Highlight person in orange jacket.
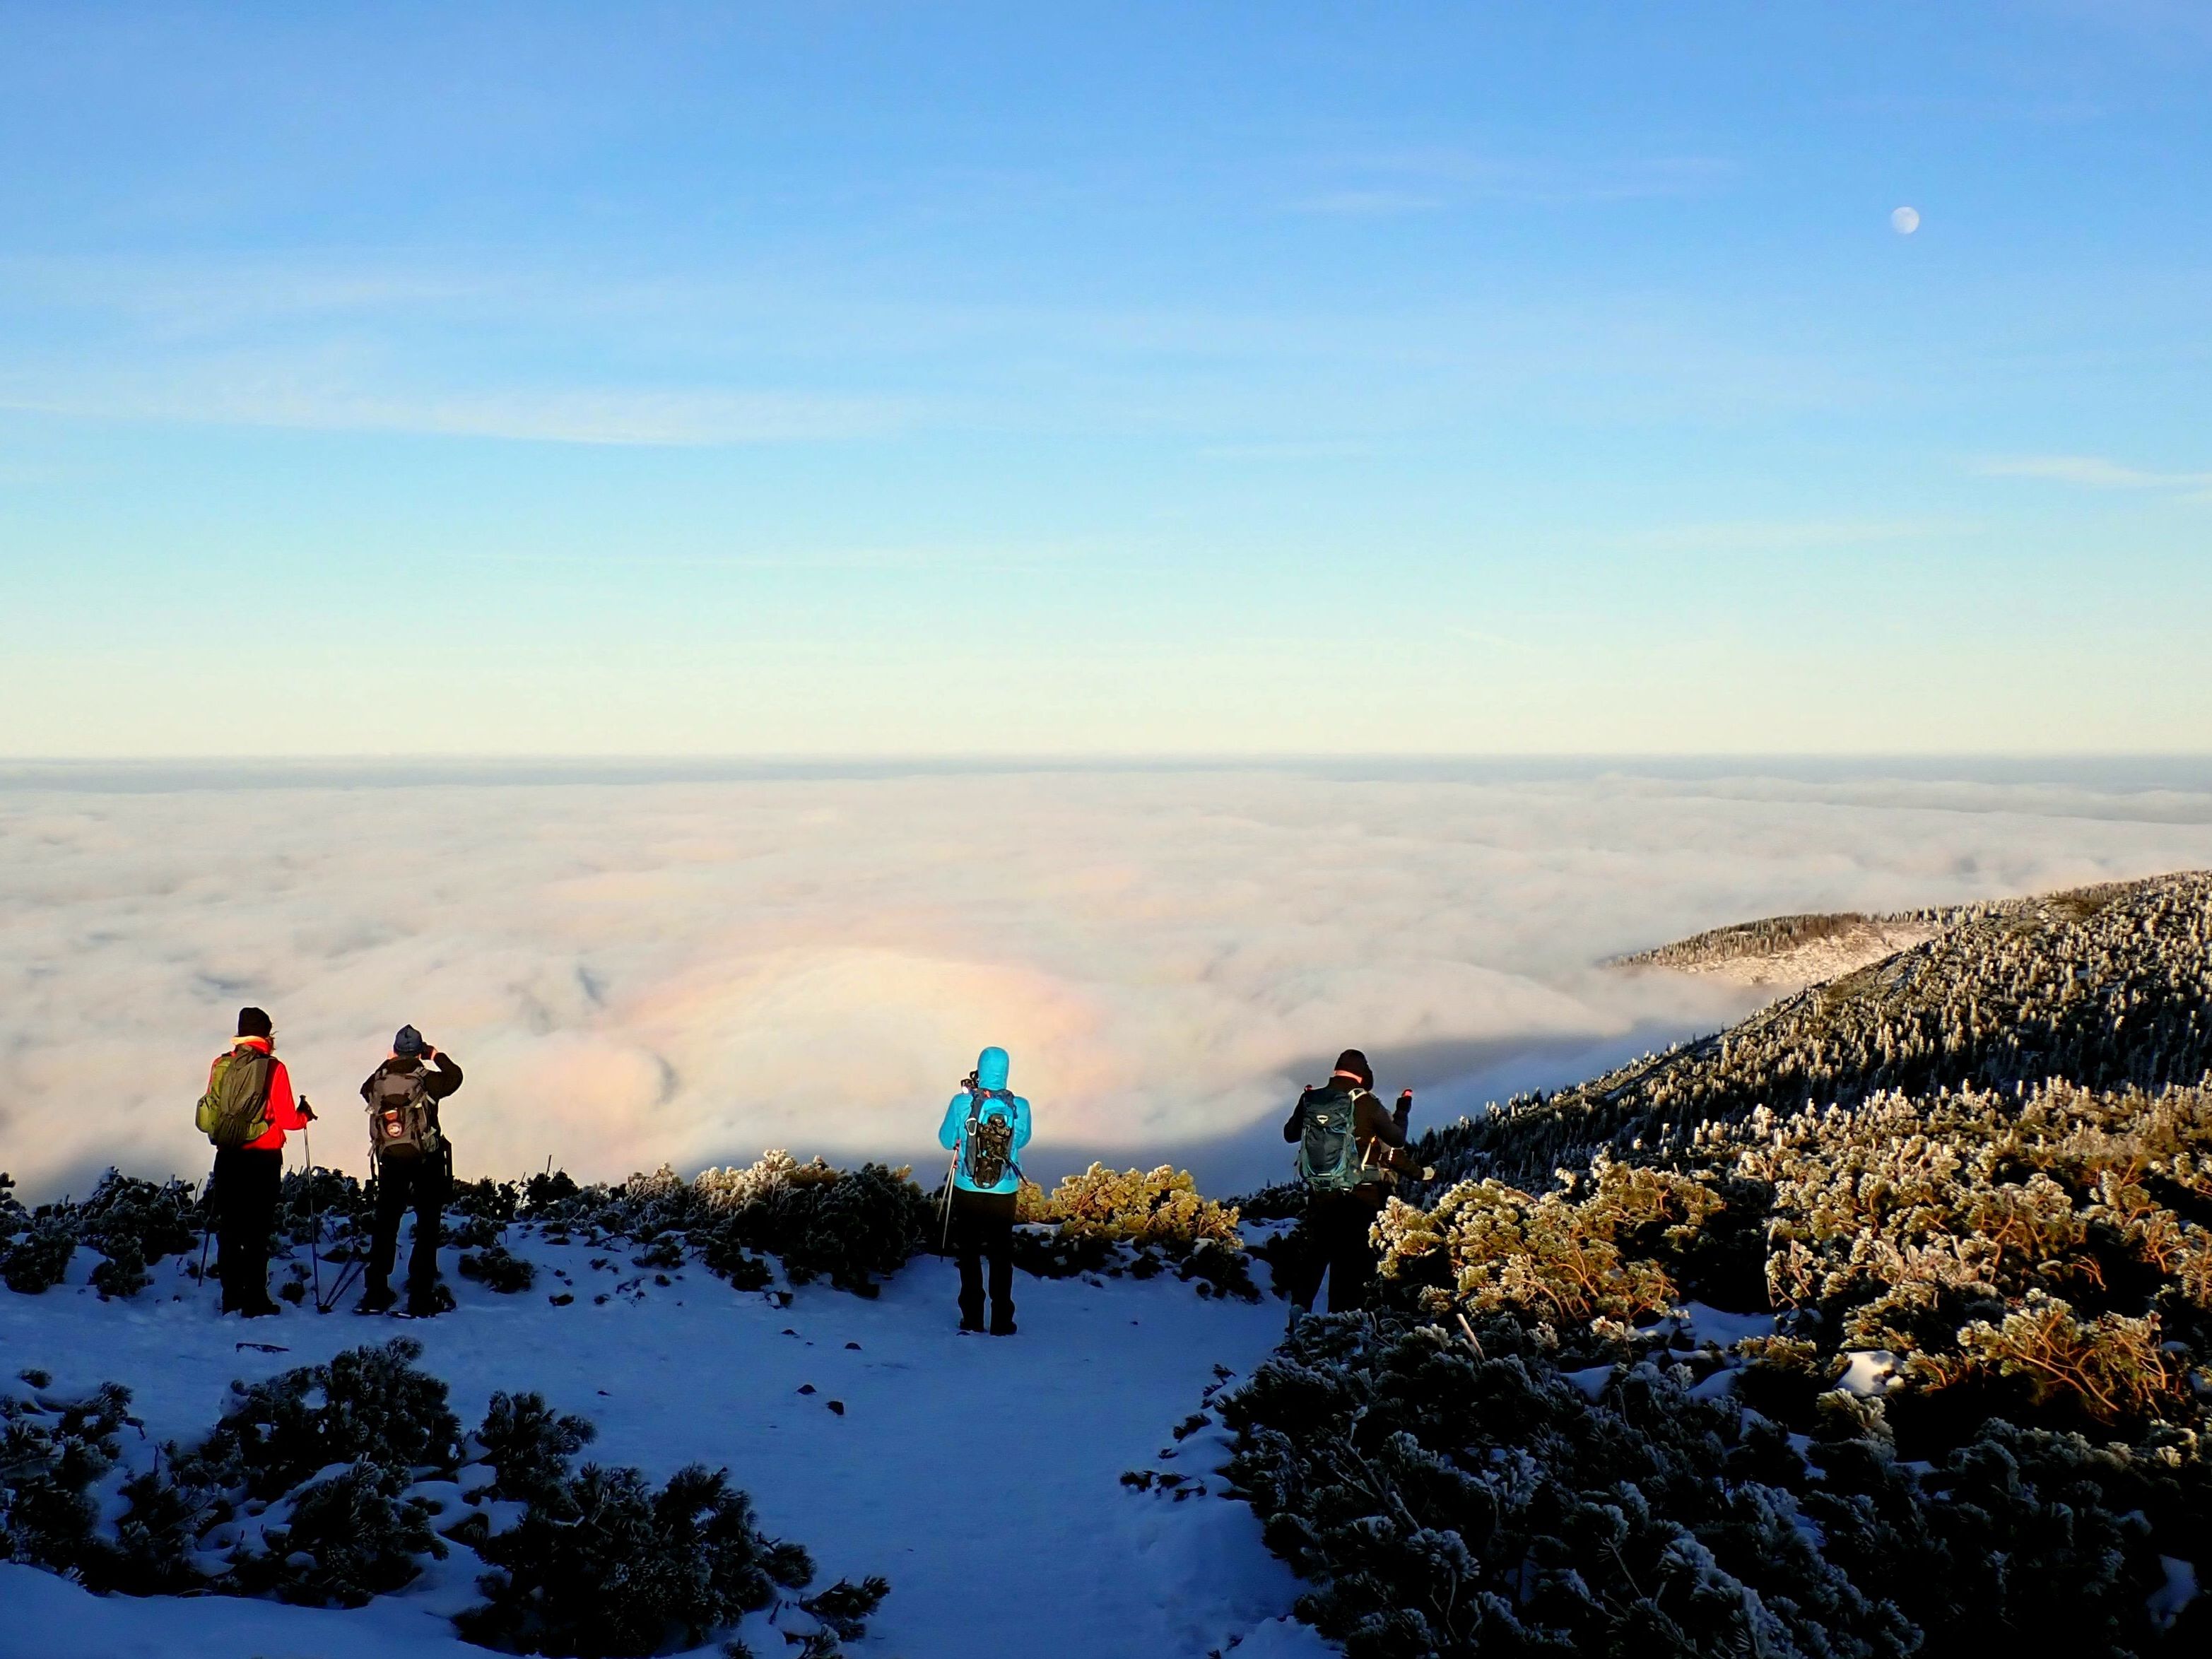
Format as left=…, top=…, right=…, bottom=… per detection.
left=201, top=1005, right=314, bottom=1316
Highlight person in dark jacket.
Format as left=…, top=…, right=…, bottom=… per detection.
left=1280, top=1047, right=1432, bottom=1315
left=358, top=1025, right=464, bottom=1316
left=203, top=1006, right=315, bottom=1317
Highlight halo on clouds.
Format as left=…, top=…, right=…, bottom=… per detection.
left=4, top=766, right=2210, bottom=1199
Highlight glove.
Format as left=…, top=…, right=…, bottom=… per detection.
left=298, top=1099, right=317, bottom=1123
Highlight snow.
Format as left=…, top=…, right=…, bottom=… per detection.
left=1834, top=1350, right=1903, bottom=1398
left=0, top=1230, right=1325, bottom=1658
left=1673, top=1301, right=1777, bottom=1349
left=1561, top=1364, right=1615, bottom=1401
left=2149, top=1555, right=2199, bottom=1626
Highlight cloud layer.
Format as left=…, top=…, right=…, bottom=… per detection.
left=5, top=765, right=2211, bottom=1198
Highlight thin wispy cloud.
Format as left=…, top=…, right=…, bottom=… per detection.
left=0, top=370, right=905, bottom=446
left=1621, top=518, right=1970, bottom=555
left=1977, top=454, right=2212, bottom=491
left=1289, top=189, right=1448, bottom=218
left=1290, top=151, right=1736, bottom=215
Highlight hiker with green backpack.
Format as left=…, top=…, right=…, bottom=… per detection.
left=194, top=1006, right=315, bottom=1317
left=358, top=1025, right=466, bottom=1316
left=1281, top=1048, right=1433, bottom=1315
left=937, top=1045, right=1032, bottom=1335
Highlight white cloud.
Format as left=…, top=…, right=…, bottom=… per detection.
left=1620, top=518, right=1968, bottom=555
left=3, top=766, right=2209, bottom=1200
left=0, top=367, right=902, bottom=447
left=1977, top=454, right=2212, bottom=491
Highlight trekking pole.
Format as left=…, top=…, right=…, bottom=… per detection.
left=197, top=1165, right=217, bottom=1289
left=939, top=1149, right=959, bottom=1251
left=301, top=1110, right=324, bottom=1312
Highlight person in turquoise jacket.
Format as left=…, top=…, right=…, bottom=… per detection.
left=937, top=1044, right=1032, bottom=1334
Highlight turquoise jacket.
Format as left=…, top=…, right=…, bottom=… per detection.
left=939, top=1045, right=1033, bottom=1195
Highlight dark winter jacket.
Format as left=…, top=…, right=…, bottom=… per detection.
left=359, top=1050, right=465, bottom=1132
left=1283, top=1080, right=1418, bottom=1208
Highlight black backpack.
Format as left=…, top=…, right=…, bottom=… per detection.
left=961, top=1090, right=1021, bottom=1188
left=1296, top=1087, right=1368, bottom=1193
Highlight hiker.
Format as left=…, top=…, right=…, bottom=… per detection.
left=1281, top=1048, right=1433, bottom=1316
left=194, top=1006, right=314, bottom=1317
left=358, top=1025, right=465, bottom=1316
left=937, top=1045, right=1032, bottom=1335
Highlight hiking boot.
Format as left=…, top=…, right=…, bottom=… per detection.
left=958, top=1314, right=987, bottom=1334
left=989, top=1313, right=1018, bottom=1337
left=357, top=1282, right=398, bottom=1315
left=404, top=1282, right=456, bottom=1319
left=237, top=1299, right=283, bottom=1320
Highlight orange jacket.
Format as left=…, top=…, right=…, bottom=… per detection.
left=210, top=1037, right=307, bottom=1152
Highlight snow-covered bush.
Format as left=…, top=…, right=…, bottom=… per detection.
left=460, top=1244, right=539, bottom=1293
left=1223, top=1311, right=2208, bottom=1658
left=77, top=1171, right=199, bottom=1298
left=1038, top=1163, right=1243, bottom=1251
left=224, top=1456, right=447, bottom=1607
left=460, top=1463, right=813, bottom=1657
left=693, top=1150, right=841, bottom=1213
left=2, top=1215, right=76, bottom=1294
left=1372, top=1159, right=1724, bottom=1325
left=1001, top=1164, right=1259, bottom=1299
left=514, top=1156, right=929, bottom=1298
left=0, top=1376, right=135, bottom=1578
left=8, top=1344, right=888, bottom=1652
left=699, top=1161, right=931, bottom=1297
left=184, top=1336, right=464, bottom=1501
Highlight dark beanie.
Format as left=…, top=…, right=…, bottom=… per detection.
left=237, top=1006, right=273, bottom=1039
left=394, top=1025, right=425, bottom=1056
left=1333, top=1048, right=1373, bottom=1088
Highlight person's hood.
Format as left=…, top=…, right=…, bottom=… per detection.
left=975, top=1046, right=1011, bottom=1091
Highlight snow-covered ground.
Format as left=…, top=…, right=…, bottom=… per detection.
left=0, top=1231, right=1334, bottom=1658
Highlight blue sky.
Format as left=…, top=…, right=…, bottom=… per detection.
left=2, top=1, right=2207, bottom=755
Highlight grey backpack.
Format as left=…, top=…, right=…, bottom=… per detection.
left=367, top=1065, right=441, bottom=1163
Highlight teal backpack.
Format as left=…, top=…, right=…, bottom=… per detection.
left=1296, top=1090, right=1368, bottom=1192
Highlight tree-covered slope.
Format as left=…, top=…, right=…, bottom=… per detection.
left=1428, top=871, right=2212, bottom=1186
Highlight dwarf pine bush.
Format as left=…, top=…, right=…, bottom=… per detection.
left=224, top=1457, right=446, bottom=1608
left=1223, top=1312, right=2206, bottom=1658
left=0, top=1377, right=136, bottom=1578
left=1225, top=875, right=2212, bottom=1653
left=1040, top=1163, right=1245, bottom=1251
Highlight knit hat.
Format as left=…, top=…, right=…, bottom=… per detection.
left=236, top=1006, right=273, bottom=1039
left=1332, top=1048, right=1373, bottom=1088
left=393, top=1025, right=425, bottom=1057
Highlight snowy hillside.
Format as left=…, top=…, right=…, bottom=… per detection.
left=0, top=1219, right=1329, bottom=1658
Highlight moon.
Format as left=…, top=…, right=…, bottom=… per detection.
left=1891, top=205, right=1921, bottom=235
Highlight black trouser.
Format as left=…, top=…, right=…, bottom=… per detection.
left=1283, top=1190, right=1384, bottom=1313
left=369, top=1157, right=447, bottom=1296
left=212, top=1146, right=283, bottom=1312
left=951, top=1188, right=1016, bottom=1328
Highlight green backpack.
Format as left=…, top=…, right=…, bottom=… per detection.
left=1295, top=1089, right=1367, bottom=1192
left=196, top=1046, right=276, bottom=1149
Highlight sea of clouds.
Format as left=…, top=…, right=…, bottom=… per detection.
left=5, top=760, right=2211, bottom=1200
